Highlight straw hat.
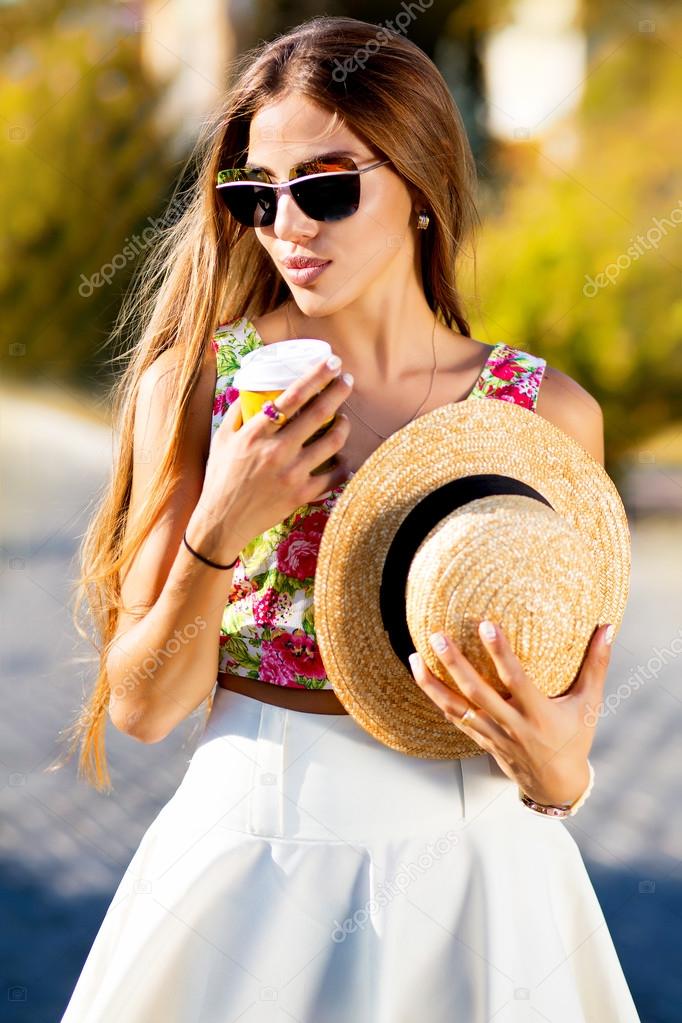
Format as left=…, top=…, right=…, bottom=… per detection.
left=314, top=399, right=631, bottom=759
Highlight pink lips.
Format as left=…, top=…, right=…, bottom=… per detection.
left=283, top=261, right=332, bottom=285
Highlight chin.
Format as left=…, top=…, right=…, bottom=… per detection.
left=309, top=281, right=374, bottom=318
left=290, top=290, right=340, bottom=319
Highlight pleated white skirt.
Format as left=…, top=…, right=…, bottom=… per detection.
left=60, top=686, right=641, bottom=1023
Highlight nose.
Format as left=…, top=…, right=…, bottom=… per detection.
left=271, top=189, right=317, bottom=240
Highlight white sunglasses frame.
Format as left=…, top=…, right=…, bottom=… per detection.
left=215, top=157, right=392, bottom=224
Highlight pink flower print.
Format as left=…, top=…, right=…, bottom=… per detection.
left=276, top=510, right=329, bottom=580
left=213, top=386, right=240, bottom=418
left=212, top=394, right=221, bottom=417
left=226, top=576, right=258, bottom=605
left=493, top=384, right=535, bottom=410
left=260, top=629, right=326, bottom=686
left=308, top=484, right=348, bottom=508
left=490, top=357, right=526, bottom=383
left=290, top=509, right=329, bottom=531
left=253, top=587, right=292, bottom=627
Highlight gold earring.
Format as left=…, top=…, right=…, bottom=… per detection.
left=417, top=210, right=430, bottom=230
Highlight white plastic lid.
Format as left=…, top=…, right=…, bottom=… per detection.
left=232, top=338, right=332, bottom=390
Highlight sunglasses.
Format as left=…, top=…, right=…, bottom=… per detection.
left=216, top=155, right=391, bottom=228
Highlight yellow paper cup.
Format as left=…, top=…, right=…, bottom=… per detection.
left=233, top=339, right=338, bottom=476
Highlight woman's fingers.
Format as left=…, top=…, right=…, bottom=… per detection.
left=425, top=630, right=528, bottom=741
left=222, top=396, right=243, bottom=432
left=408, top=652, right=512, bottom=752
left=298, top=412, right=351, bottom=476
left=558, top=623, right=613, bottom=720
left=431, top=621, right=527, bottom=736
left=474, top=621, right=545, bottom=718
left=247, top=355, right=351, bottom=441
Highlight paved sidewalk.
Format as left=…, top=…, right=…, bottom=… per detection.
left=1, top=388, right=680, bottom=1022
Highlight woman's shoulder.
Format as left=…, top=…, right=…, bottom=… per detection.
left=535, top=362, right=604, bottom=466
left=142, top=344, right=215, bottom=402
left=478, top=341, right=603, bottom=464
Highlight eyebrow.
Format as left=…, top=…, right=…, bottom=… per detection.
left=244, top=149, right=362, bottom=174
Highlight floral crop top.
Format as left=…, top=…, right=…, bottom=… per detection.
left=211, top=316, right=547, bottom=689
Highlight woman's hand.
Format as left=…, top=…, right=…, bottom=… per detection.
left=197, top=355, right=354, bottom=558
left=408, top=621, right=615, bottom=807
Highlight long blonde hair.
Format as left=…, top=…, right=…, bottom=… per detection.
left=57, top=14, right=481, bottom=791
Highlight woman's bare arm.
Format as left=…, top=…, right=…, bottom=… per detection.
left=106, top=347, right=241, bottom=743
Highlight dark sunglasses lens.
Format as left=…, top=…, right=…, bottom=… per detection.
left=293, top=173, right=361, bottom=222
left=218, top=184, right=276, bottom=227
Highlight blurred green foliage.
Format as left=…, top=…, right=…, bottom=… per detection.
left=466, top=13, right=682, bottom=465
left=2, top=0, right=678, bottom=470
left=0, top=0, right=177, bottom=391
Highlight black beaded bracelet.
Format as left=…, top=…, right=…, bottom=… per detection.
left=183, top=528, right=239, bottom=570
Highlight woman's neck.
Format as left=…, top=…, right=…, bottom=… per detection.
left=286, top=291, right=441, bottom=387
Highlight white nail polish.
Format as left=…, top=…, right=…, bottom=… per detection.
left=480, top=620, right=496, bottom=642
left=342, top=371, right=354, bottom=386
left=430, top=632, right=447, bottom=653
left=327, top=354, right=341, bottom=371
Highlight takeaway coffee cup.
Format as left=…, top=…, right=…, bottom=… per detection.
left=232, top=338, right=338, bottom=475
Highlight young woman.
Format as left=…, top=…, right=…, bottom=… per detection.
left=60, top=15, right=641, bottom=1023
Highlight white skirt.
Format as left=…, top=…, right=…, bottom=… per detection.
left=60, top=687, right=641, bottom=1023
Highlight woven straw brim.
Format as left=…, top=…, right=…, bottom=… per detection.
left=314, top=399, right=631, bottom=759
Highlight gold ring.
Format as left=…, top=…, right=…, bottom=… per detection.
left=459, top=707, right=477, bottom=726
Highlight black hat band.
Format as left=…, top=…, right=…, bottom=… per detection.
left=378, top=474, right=554, bottom=669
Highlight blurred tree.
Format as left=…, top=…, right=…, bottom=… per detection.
left=0, top=0, right=178, bottom=392
left=463, top=9, right=682, bottom=473
left=3, top=0, right=678, bottom=476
